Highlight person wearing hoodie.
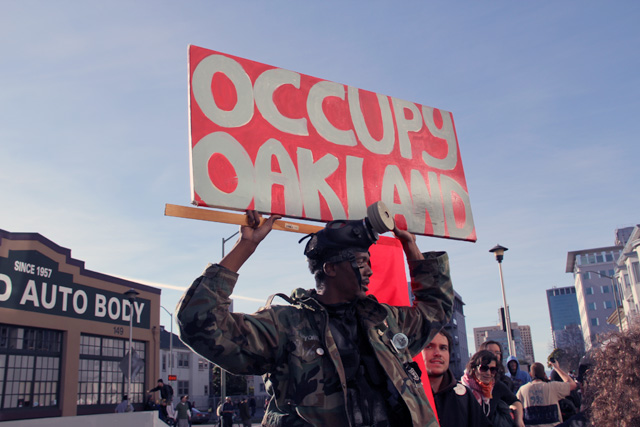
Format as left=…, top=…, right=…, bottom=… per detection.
left=506, top=355, right=531, bottom=393
left=422, top=330, right=491, bottom=427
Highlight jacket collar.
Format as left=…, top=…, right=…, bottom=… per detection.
left=289, top=288, right=388, bottom=324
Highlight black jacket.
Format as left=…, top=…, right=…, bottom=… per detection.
left=432, top=369, right=492, bottom=427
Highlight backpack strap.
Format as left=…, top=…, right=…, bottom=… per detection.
left=264, top=293, right=295, bottom=308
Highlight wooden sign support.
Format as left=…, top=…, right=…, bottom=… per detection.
left=164, top=204, right=323, bottom=235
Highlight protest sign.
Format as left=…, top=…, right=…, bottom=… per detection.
left=188, top=45, right=475, bottom=240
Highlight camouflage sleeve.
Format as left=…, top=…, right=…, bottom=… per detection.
left=391, top=251, right=454, bottom=356
left=175, top=264, right=283, bottom=375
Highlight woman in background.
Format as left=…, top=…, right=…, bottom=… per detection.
left=461, top=350, right=525, bottom=427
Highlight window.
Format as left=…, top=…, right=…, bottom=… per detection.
left=586, top=287, right=594, bottom=295
left=162, top=354, right=166, bottom=371
left=588, top=302, right=597, bottom=311
left=601, top=285, right=610, bottom=294
left=596, top=254, right=604, bottom=263
left=0, top=324, right=62, bottom=409
left=177, top=380, right=189, bottom=396
left=604, top=301, right=613, bottom=309
left=78, top=334, right=145, bottom=406
left=198, top=358, right=208, bottom=371
left=632, top=262, right=640, bottom=284
left=583, top=272, right=591, bottom=280
left=606, top=253, right=614, bottom=262
left=204, top=385, right=208, bottom=396
left=178, top=353, right=190, bottom=368
left=591, top=318, right=600, bottom=326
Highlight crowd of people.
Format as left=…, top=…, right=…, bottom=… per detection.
left=171, top=208, right=640, bottom=426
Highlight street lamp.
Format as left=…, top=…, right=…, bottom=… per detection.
left=124, top=288, right=140, bottom=403
left=582, top=270, right=624, bottom=331
left=219, top=231, right=239, bottom=404
left=489, top=244, right=517, bottom=359
left=161, top=306, right=174, bottom=384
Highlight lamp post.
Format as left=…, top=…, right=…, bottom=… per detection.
left=161, top=305, right=174, bottom=384
left=124, top=288, right=140, bottom=403
left=582, top=270, right=624, bottom=331
left=219, top=231, right=239, bottom=403
left=489, top=244, right=517, bottom=358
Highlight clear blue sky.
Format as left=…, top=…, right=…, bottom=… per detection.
left=2, top=1, right=639, bottom=364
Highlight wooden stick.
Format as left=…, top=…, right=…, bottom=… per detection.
left=164, top=204, right=323, bottom=235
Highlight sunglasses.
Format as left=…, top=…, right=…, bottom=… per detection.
left=477, top=365, right=498, bottom=374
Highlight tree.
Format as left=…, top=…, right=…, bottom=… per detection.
left=210, top=365, right=248, bottom=396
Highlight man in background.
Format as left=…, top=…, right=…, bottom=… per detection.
left=422, top=330, right=490, bottom=427
left=506, top=355, right=531, bottom=393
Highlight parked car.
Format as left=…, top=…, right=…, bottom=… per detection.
left=191, top=408, right=210, bottom=424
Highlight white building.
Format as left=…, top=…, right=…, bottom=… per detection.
left=158, top=327, right=210, bottom=408
left=614, top=225, right=640, bottom=328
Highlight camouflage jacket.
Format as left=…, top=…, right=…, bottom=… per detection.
left=176, top=251, right=453, bottom=427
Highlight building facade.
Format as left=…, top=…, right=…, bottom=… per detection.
left=566, top=246, right=621, bottom=350
left=474, top=322, right=534, bottom=366
left=442, top=290, right=470, bottom=378
left=157, top=327, right=210, bottom=408
left=0, top=229, right=161, bottom=422
left=546, top=286, right=584, bottom=352
left=613, top=225, right=640, bottom=329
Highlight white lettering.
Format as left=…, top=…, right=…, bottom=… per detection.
left=0, top=274, right=12, bottom=302
left=95, top=294, right=107, bottom=317
left=41, top=283, right=57, bottom=309
left=348, top=87, right=395, bottom=155
left=134, top=301, right=145, bottom=324
left=254, top=138, right=302, bottom=216
left=108, top=297, right=121, bottom=320
left=192, top=132, right=255, bottom=208
left=19, top=280, right=39, bottom=307
left=391, top=97, right=422, bottom=159
left=297, top=148, right=344, bottom=220
left=255, top=68, right=308, bottom=136
left=14, top=261, right=35, bottom=274
left=440, top=175, right=474, bottom=239
left=411, top=171, right=445, bottom=236
left=421, top=106, right=458, bottom=170
left=345, top=156, right=367, bottom=219
left=122, top=300, right=132, bottom=321
left=73, top=290, right=88, bottom=314
left=307, top=80, right=357, bottom=147
left=380, top=165, right=416, bottom=230
left=191, top=54, right=254, bottom=127
left=59, top=286, right=73, bottom=311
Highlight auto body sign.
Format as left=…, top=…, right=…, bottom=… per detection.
left=189, top=45, right=476, bottom=241
left=0, top=250, right=150, bottom=328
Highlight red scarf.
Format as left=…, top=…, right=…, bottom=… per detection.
left=461, top=370, right=494, bottom=405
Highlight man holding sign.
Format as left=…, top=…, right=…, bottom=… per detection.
left=176, top=207, right=453, bottom=426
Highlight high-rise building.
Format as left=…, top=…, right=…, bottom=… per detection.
left=474, top=322, right=534, bottom=366
left=566, top=246, right=621, bottom=350
left=411, top=286, right=470, bottom=378
left=442, top=291, right=470, bottom=378
left=546, top=286, right=584, bottom=352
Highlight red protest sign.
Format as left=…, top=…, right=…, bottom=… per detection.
left=188, top=45, right=475, bottom=241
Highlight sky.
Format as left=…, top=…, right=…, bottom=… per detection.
left=2, top=1, right=639, bottom=365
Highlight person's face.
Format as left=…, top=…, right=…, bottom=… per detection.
left=486, top=344, right=502, bottom=363
left=475, top=360, right=498, bottom=384
left=422, top=333, right=450, bottom=377
left=508, top=360, right=518, bottom=372
left=332, top=251, right=372, bottom=300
